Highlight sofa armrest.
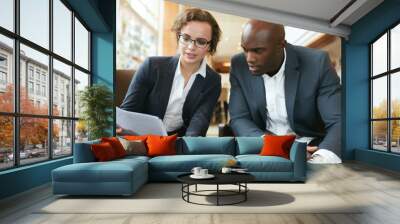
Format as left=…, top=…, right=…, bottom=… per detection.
left=73, top=140, right=100, bottom=163
left=289, top=141, right=307, bottom=181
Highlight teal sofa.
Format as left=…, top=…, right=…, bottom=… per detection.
left=52, top=137, right=306, bottom=196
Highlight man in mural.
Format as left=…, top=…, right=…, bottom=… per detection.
left=229, top=20, right=341, bottom=163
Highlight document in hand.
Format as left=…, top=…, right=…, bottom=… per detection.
left=116, top=107, right=168, bottom=136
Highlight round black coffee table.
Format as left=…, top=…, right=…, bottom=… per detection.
left=177, top=173, right=255, bottom=206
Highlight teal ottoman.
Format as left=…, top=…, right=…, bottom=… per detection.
left=52, top=156, right=148, bottom=196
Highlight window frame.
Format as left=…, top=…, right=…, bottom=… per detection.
left=0, top=0, right=92, bottom=171
left=370, top=20, right=400, bottom=154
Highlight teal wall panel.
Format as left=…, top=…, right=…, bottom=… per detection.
left=344, top=0, right=400, bottom=171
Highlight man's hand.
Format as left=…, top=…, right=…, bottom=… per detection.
left=116, top=128, right=123, bottom=135
left=306, top=146, right=318, bottom=160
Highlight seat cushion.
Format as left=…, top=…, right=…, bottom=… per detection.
left=148, top=154, right=235, bottom=172
left=236, top=155, right=293, bottom=172
left=52, top=158, right=147, bottom=183
left=177, top=137, right=235, bottom=155
left=235, top=137, right=263, bottom=155
left=112, top=155, right=150, bottom=167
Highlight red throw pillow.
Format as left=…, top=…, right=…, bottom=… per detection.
left=91, top=142, right=118, bottom=161
left=260, top=135, right=296, bottom=159
left=146, top=134, right=177, bottom=157
left=101, top=137, right=127, bottom=158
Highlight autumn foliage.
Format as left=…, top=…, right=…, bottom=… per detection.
left=0, top=84, right=59, bottom=149
left=372, top=99, right=400, bottom=142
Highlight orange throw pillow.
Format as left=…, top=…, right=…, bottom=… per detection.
left=260, top=135, right=296, bottom=159
left=146, top=134, right=177, bottom=157
left=91, top=142, right=117, bottom=161
left=123, top=135, right=149, bottom=141
left=101, top=137, right=127, bottom=158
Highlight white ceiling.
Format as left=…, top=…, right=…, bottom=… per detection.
left=168, top=0, right=384, bottom=38
left=228, top=0, right=352, bottom=22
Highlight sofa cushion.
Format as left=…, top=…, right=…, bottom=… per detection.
left=178, top=137, right=235, bottom=155
left=74, top=140, right=100, bottom=163
left=148, top=154, right=235, bottom=172
left=235, top=137, right=263, bottom=155
left=115, top=155, right=150, bottom=163
left=236, top=155, right=293, bottom=172
left=52, top=158, right=147, bottom=183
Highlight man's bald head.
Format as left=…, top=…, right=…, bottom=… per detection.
left=241, top=20, right=286, bottom=75
left=242, top=20, right=285, bottom=44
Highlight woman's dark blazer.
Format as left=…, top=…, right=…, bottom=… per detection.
left=120, top=55, right=221, bottom=136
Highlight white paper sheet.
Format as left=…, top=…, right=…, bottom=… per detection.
left=116, top=107, right=168, bottom=136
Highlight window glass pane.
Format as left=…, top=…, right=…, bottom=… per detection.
left=391, top=24, right=400, bottom=70
left=75, top=120, right=88, bottom=143
left=20, top=44, right=49, bottom=115
left=20, top=0, right=49, bottom=49
left=391, top=120, right=400, bottom=153
left=53, top=59, right=72, bottom=117
left=53, top=0, right=72, bottom=60
left=74, top=69, right=89, bottom=118
left=372, top=33, right=387, bottom=76
left=0, top=34, right=14, bottom=112
left=20, top=117, right=49, bottom=165
left=53, top=119, right=72, bottom=157
left=0, top=116, right=13, bottom=170
left=75, top=18, right=89, bottom=70
left=372, top=121, right=388, bottom=151
left=372, top=77, right=387, bottom=119
left=391, top=72, right=400, bottom=118
left=0, top=0, right=14, bottom=31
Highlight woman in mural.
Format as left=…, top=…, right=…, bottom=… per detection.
left=120, top=8, right=222, bottom=136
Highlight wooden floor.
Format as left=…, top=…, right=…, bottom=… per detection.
left=1, top=162, right=400, bottom=224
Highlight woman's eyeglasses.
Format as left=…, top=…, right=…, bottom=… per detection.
left=178, top=33, right=211, bottom=49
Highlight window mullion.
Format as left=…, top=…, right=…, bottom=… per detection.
left=71, top=11, right=76, bottom=155
left=49, top=0, right=54, bottom=160
left=13, top=0, right=20, bottom=167
left=388, top=30, right=391, bottom=152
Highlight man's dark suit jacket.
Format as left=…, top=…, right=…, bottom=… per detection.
left=229, top=43, right=341, bottom=157
left=120, top=55, right=221, bottom=136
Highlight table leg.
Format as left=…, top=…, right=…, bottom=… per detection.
left=181, top=184, right=183, bottom=199
left=245, top=183, right=247, bottom=201
left=217, top=184, right=219, bottom=206
left=187, top=184, right=190, bottom=202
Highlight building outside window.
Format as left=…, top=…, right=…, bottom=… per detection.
left=28, top=67, right=34, bottom=80
left=117, top=0, right=160, bottom=70
left=41, top=85, right=46, bottom=97
left=35, top=70, right=40, bottom=81
left=41, top=73, right=46, bottom=83
left=35, top=83, right=40, bottom=95
left=28, top=81, right=34, bottom=94
left=0, top=54, right=7, bottom=89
